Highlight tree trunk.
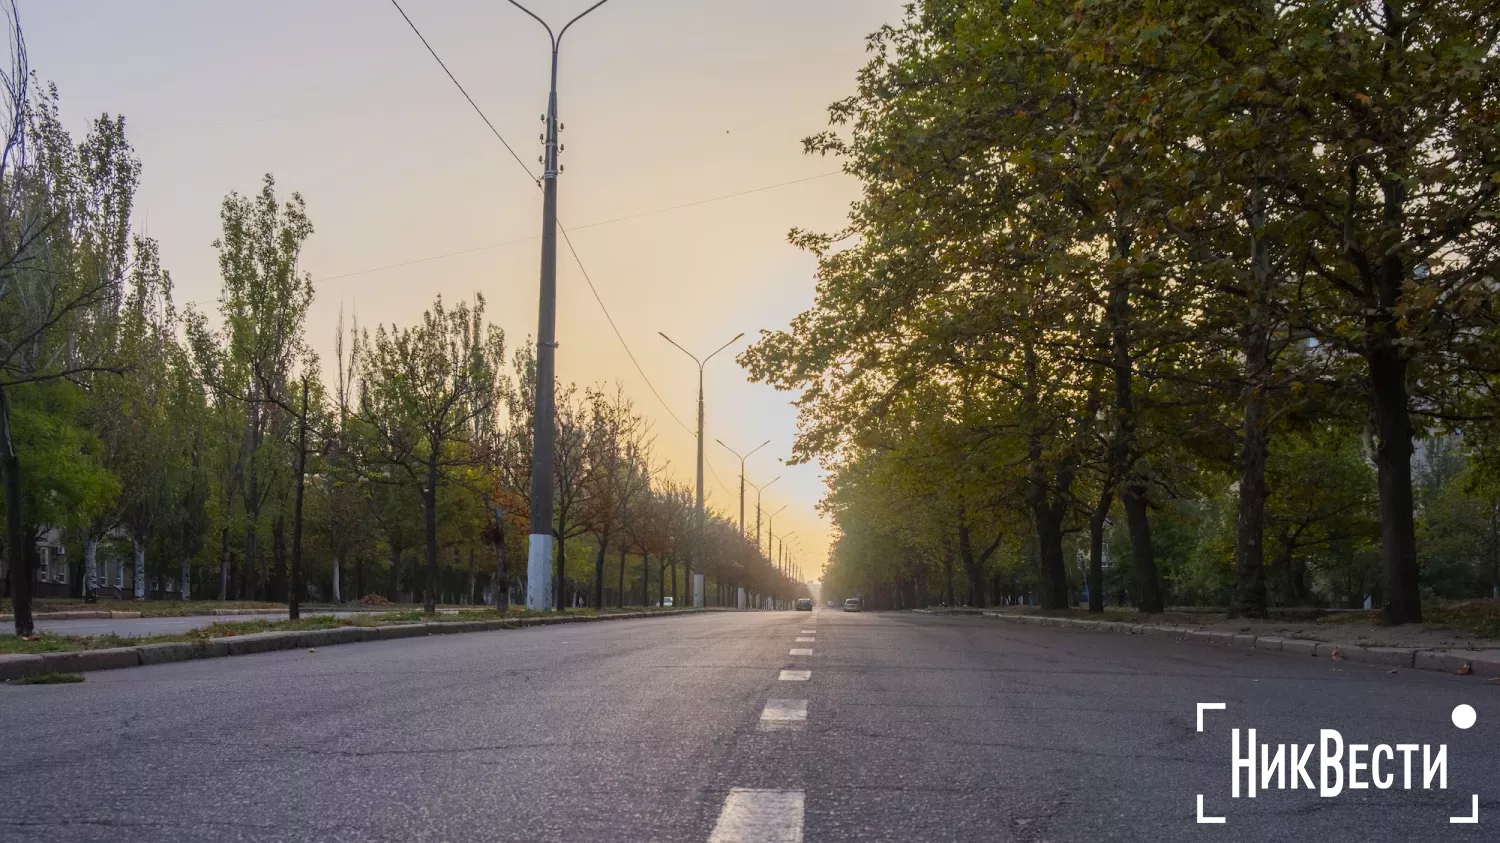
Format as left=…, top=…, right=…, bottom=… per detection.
left=332, top=552, right=342, bottom=605
left=670, top=560, right=677, bottom=606
left=84, top=536, right=99, bottom=598
left=1233, top=193, right=1274, bottom=619
left=132, top=535, right=147, bottom=600
left=944, top=550, right=955, bottom=606
left=641, top=552, right=650, bottom=607
left=554, top=529, right=567, bottom=611
left=1035, top=503, right=1068, bottom=610
left=219, top=527, right=229, bottom=601
left=1088, top=489, right=1113, bottom=614
left=1107, top=222, right=1163, bottom=614
left=243, top=400, right=261, bottom=602
left=1369, top=342, right=1419, bottom=623
left=1122, top=483, right=1163, bottom=612
left=593, top=531, right=608, bottom=610
left=180, top=556, right=191, bottom=601
left=424, top=455, right=439, bottom=614
left=0, top=386, right=34, bottom=635
left=955, top=518, right=986, bottom=608
left=492, top=505, right=509, bottom=611
left=387, top=542, right=402, bottom=603
left=617, top=545, right=626, bottom=608
left=270, top=515, right=286, bottom=603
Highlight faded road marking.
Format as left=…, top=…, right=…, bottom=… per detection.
left=708, top=789, right=805, bottom=843
left=779, top=669, right=811, bottom=681
left=789, top=648, right=813, bottom=656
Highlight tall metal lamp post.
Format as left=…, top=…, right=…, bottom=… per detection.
left=660, top=332, right=743, bottom=607
left=507, top=0, right=617, bottom=611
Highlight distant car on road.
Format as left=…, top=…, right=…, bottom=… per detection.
left=662, top=597, right=673, bottom=607
left=795, top=598, right=813, bottom=611
left=843, top=598, right=861, bottom=612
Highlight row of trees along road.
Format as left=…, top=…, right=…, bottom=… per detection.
left=0, top=10, right=806, bottom=635
left=741, top=0, right=1500, bottom=622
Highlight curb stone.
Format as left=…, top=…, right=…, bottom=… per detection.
left=0, top=609, right=721, bottom=681
left=981, top=612, right=1498, bottom=678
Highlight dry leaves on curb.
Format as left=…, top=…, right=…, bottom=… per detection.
left=1330, top=648, right=1345, bottom=661
left=1456, top=662, right=1472, bottom=675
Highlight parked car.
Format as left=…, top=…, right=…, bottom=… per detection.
left=662, top=597, right=673, bottom=607
left=844, top=598, right=861, bottom=612
left=795, top=598, right=813, bottom=611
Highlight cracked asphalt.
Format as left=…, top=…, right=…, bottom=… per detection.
left=0, top=609, right=1494, bottom=842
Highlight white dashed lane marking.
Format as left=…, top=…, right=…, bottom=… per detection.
left=779, top=670, right=811, bottom=681
left=789, top=648, right=812, bottom=656
left=760, top=699, right=808, bottom=722
left=799, top=629, right=814, bottom=634
left=707, top=788, right=805, bottom=843
left=795, top=637, right=814, bottom=642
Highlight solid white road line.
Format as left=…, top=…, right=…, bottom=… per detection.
left=707, top=788, right=805, bottom=843
left=779, top=670, right=811, bottom=681
left=795, top=637, right=815, bottom=642
left=789, top=648, right=813, bottom=656
left=760, top=699, right=808, bottom=722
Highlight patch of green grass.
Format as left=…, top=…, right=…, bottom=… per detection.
left=8, top=672, right=85, bottom=685
left=0, top=632, right=146, bottom=654
left=1420, top=600, right=1500, bottom=639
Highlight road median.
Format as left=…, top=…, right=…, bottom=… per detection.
left=0, top=608, right=721, bottom=681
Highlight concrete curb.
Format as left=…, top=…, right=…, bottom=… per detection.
left=982, top=612, right=1500, bottom=678
left=0, top=608, right=723, bottom=681
left=0, top=610, right=147, bottom=621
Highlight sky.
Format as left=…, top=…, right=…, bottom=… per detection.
left=25, top=0, right=907, bottom=578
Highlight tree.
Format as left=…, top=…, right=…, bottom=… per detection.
left=357, top=294, right=504, bottom=614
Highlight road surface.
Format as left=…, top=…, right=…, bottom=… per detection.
left=0, top=609, right=1493, bottom=841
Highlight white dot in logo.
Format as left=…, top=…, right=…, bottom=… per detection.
left=1451, top=704, right=1477, bottom=730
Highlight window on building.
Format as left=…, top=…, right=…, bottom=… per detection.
left=36, top=546, right=49, bottom=583
left=114, top=559, right=124, bottom=588
left=55, top=551, right=66, bottom=584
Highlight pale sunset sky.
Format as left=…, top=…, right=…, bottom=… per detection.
left=26, top=1, right=907, bottom=577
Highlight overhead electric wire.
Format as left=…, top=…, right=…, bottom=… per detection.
left=318, top=172, right=841, bottom=283
left=388, top=0, right=538, bottom=185
left=389, top=0, right=759, bottom=505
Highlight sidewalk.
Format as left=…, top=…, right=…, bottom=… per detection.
left=927, top=604, right=1500, bottom=678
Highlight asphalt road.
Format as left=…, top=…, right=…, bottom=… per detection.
left=0, top=609, right=1494, bottom=842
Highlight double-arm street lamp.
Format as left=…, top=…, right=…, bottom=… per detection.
left=660, top=331, right=743, bottom=607
left=508, top=0, right=616, bottom=611
left=747, top=474, right=780, bottom=556
left=717, top=438, right=769, bottom=537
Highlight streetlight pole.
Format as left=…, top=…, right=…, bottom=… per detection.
left=717, top=438, right=769, bottom=537
left=507, top=0, right=615, bottom=611
left=661, top=332, right=743, bottom=607
left=747, top=475, right=780, bottom=556
left=780, top=533, right=798, bottom=578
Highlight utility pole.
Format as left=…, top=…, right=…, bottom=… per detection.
left=661, top=332, right=743, bottom=607
left=508, top=0, right=615, bottom=611
left=748, top=475, right=780, bottom=556
left=717, top=439, right=769, bottom=537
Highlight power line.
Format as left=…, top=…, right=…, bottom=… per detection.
left=389, top=0, right=751, bottom=508
left=316, top=171, right=842, bottom=284
left=564, top=172, right=841, bottom=233
left=387, top=0, right=538, bottom=186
